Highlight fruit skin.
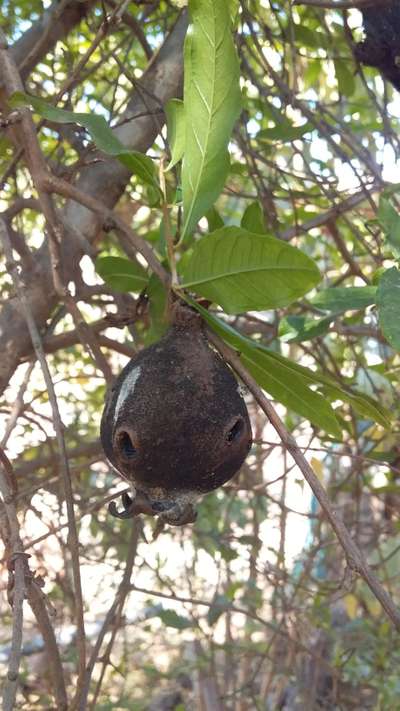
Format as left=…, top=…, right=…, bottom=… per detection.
left=100, top=306, right=252, bottom=524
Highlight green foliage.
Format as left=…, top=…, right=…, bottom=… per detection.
left=145, top=274, right=169, bottom=343
left=207, top=594, right=231, bottom=626
left=165, top=98, right=185, bottom=170
left=11, top=91, right=160, bottom=193
left=334, top=59, right=356, bottom=97
left=180, top=0, right=242, bottom=239
left=178, top=226, right=321, bottom=314
left=311, top=286, right=377, bottom=312
left=377, top=267, right=400, bottom=350
left=156, top=609, right=193, bottom=630
left=279, top=314, right=334, bottom=342
left=4, top=1, right=400, bottom=706
left=258, top=120, right=313, bottom=143
left=195, top=304, right=342, bottom=436
left=195, top=303, right=390, bottom=429
left=95, top=256, right=148, bottom=292
left=377, top=196, right=400, bottom=260
left=240, top=201, right=266, bottom=233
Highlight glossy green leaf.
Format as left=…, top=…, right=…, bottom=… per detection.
left=311, top=286, right=377, bottom=312
left=195, top=306, right=341, bottom=436
left=11, top=91, right=160, bottom=192
left=241, top=201, right=266, bottom=234
left=95, top=256, right=148, bottom=292
left=191, top=302, right=390, bottom=430
left=206, top=206, right=224, bottom=232
left=279, top=314, right=333, bottom=342
left=181, top=0, right=242, bottom=239
left=178, top=227, right=321, bottom=314
left=257, top=348, right=390, bottom=428
left=377, top=267, right=400, bottom=350
left=377, top=197, right=400, bottom=260
left=165, top=98, right=185, bottom=170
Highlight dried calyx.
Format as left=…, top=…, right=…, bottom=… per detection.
left=101, top=302, right=252, bottom=526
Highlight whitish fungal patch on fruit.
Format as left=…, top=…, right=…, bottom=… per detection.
left=114, top=365, right=142, bottom=422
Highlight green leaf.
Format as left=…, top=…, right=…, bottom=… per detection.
left=190, top=301, right=390, bottom=430
left=157, top=609, right=193, bottom=630
left=194, top=305, right=341, bottom=436
left=165, top=98, right=185, bottom=170
left=181, top=0, right=242, bottom=239
left=293, top=25, right=329, bottom=50
left=178, top=226, right=321, bottom=314
left=377, top=267, right=400, bottom=350
left=144, top=274, right=168, bottom=344
left=95, top=256, right=148, bottom=292
left=206, top=206, right=224, bottom=232
left=207, top=594, right=230, bottom=626
left=377, top=197, right=400, bottom=260
left=11, top=91, right=160, bottom=192
left=321, top=384, right=390, bottom=427
left=311, top=286, right=377, bottom=312
left=258, top=121, right=313, bottom=143
left=241, top=201, right=266, bottom=234
left=334, top=59, right=355, bottom=97
left=279, top=314, right=333, bottom=342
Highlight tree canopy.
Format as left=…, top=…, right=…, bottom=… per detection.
left=1, top=1, right=400, bottom=709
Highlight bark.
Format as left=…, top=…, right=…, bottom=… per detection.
left=9, top=0, right=95, bottom=83
left=0, top=12, right=187, bottom=396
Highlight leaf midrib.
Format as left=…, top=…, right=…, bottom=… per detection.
left=182, top=5, right=225, bottom=236
left=181, top=264, right=318, bottom=288
left=242, top=353, right=339, bottom=433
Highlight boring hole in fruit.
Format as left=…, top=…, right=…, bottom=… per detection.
left=117, top=431, right=137, bottom=458
left=226, top=418, right=244, bottom=443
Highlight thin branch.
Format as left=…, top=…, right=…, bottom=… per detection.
left=0, top=445, right=28, bottom=711
left=281, top=183, right=380, bottom=241
left=42, top=171, right=171, bottom=286
left=0, top=448, right=68, bottom=710
left=0, top=12, right=187, bottom=397
left=129, top=585, right=342, bottom=678
left=26, top=580, right=68, bottom=710
left=0, top=219, right=87, bottom=687
left=73, top=520, right=140, bottom=711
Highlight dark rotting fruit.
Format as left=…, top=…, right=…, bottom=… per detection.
left=101, top=304, right=252, bottom=525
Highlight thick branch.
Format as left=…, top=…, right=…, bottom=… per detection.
left=10, top=0, right=95, bottom=82
left=0, top=13, right=187, bottom=396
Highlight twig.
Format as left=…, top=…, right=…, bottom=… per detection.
left=1, top=362, right=35, bottom=447
left=206, top=328, right=400, bottom=631
left=128, top=584, right=341, bottom=678
left=0, top=29, right=114, bottom=385
left=0, top=447, right=29, bottom=711
left=73, top=520, right=140, bottom=711
left=0, top=448, right=68, bottom=710
left=26, top=580, right=68, bottom=710
left=42, top=171, right=171, bottom=287
left=326, top=219, right=369, bottom=283
left=0, top=219, right=87, bottom=685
